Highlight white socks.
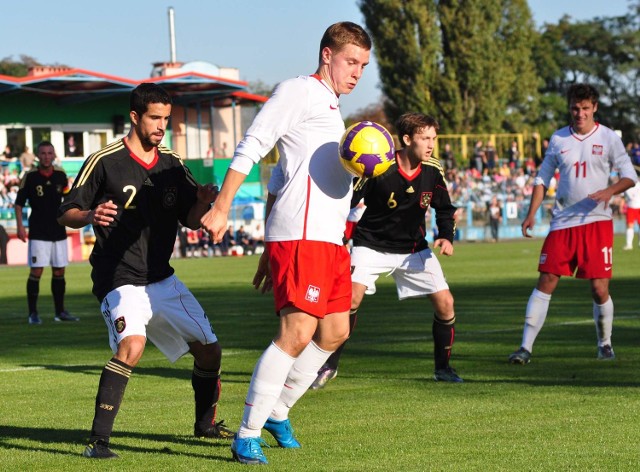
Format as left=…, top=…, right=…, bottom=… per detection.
left=270, top=341, right=333, bottom=421
left=626, top=228, right=634, bottom=247
left=593, top=297, right=614, bottom=347
left=237, top=342, right=296, bottom=438
left=521, top=288, right=552, bottom=352
left=236, top=340, right=334, bottom=439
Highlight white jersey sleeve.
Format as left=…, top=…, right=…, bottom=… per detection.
left=535, top=123, right=638, bottom=231
left=232, top=75, right=352, bottom=245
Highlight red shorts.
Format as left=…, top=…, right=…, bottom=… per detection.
left=267, top=240, right=351, bottom=318
left=626, top=207, right=640, bottom=225
left=538, top=220, right=613, bottom=279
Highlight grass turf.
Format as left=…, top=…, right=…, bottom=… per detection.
left=1, top=236, right=639, bottom=470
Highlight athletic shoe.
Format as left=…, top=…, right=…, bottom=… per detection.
left=231, top=435, right=269, bottom=465
left=597, top=345, right=615, bottom=360
left=309, top=366, right=337, bottom=390
left=509, top=347, right=532, bottom=365
left=433, top=366, right=464, bottom=383
left=54, top=311, right=80, bottom=322
left=83, top=440, right=119, bottom=459
left=623, top=246, right=633, bottom=251
left=28, top=312, right=42, bottom=325
left=194, top=420, right=235, bottom=439
left=263, top=417, right=301, bottom=448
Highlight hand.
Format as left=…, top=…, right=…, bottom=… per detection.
left=17, top=226, right=27, bottom=243
left=588, top=188, right=612, bottom=208
left=252, top=252, right=272, bottom=293
left=433, top=238, right=454, bottom=256
left=200, top=205, right=227, bottom=243
left=91, top=200, right=118, bottom=226
left=197, top=183, right=219, bottom=206
left=521, top=215, right=536, bottom=238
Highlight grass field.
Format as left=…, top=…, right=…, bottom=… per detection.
left=1, top=237, right=639, bottom=471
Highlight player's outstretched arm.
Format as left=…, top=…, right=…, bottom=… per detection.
left=201, top=169, right=247, bottom=243
left=185, top=184, right=218, bottom=229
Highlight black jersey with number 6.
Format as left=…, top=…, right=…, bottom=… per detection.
left=352, top=157, right=456, bottom=254
left=59, top=139, right=199, bottom=301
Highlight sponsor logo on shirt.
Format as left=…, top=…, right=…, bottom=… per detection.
left=592, top=145, right=604, bottom=156
left=560, top=149, right=570, bottom=154
left=329, top=105, right=338, bottom=110
left=305, top=285, right=320, bottom=303
left=420, top=192, right=432, bottom=208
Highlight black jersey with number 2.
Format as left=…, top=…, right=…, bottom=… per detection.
left=15, top=168, right=68, bottom=241
left=353, top=157, right=456, bottom=254
left=59, top=139, right=199, bottom=301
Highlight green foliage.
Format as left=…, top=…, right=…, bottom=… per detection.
left=360, top=0, right=540, bottom=133
left=1, top=238, right=640, bottom=470
left=0, top=55, right=41, bottom=77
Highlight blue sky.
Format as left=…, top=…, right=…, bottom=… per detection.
left=2, top=0, right=632, bottom=116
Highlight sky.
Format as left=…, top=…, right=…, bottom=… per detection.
left=1, top=0, right=633, bottom=116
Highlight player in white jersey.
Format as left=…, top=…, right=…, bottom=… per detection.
left=622, top=175, right=640, bottom=250
left=200, top=22, right=372, bottom=465
left=509, top=83, right=637, bottom=365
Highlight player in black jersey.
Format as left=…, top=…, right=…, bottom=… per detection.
left=310, top=112, right=462, bottom=388
left=58, top=83, right=233, bottom=459
left=15, top=141, right=78, bottom=324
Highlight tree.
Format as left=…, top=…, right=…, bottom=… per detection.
left=0, top=55, right=41, bottom=77
left=534, top=2, right=640, bottom=139
left=359, top=0, right=540, bottom=134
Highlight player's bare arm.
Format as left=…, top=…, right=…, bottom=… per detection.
left=251, top=192, right=276, bottom=293
left=588, top=177, right=635, bottom=207
left=14, top=204, right=27, bottom=242
left=185, top=183, right=218, bottom=229
left=58, top=200, right=118, bottom=228
left=433, top=238, right=454, bottom=256
left=201, top=169, right=247, bottom=243
left=521, top=185, right=547, bottom=237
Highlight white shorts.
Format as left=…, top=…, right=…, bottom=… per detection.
left=100, top=275, right=218, bottom=363
left=350, top=246, right=449, bottom=300
left=28, top=239, right=69, bottom=268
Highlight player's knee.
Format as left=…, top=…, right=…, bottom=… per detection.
left=192, top=341, right=222, bottom=370
left=591, top=286, right=609, bottom=304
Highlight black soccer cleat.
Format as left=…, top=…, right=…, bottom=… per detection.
left=83, top=440, right=119, bottom=459
left=194, top=419, right=235, bottom=439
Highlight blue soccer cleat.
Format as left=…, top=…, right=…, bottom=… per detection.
left=231, top=434, right=269, bottom=465
left=263, top=417, right=301, bottom=448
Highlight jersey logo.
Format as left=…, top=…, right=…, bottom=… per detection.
left=329, top=105, right=338, bottom=110
left=539, top=253, right=547, bottom=264
left=420, top=192, right=432, bottom=208
left=592, top=144, right=603, bottom=156
left=163, top=187, right=177, bottom=209
left=560, top=149, right=570, bottom=154
left=305, top=285, right=320, bottom=303
left=406, top=186, right=415, bottom=194
left=143, top=177, right=154, bottom=186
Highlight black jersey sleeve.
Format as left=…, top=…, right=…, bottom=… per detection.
left=58, top=152, right=105, bottom=216
left=14, top=173, right=30, bottom=208
left=176, top=159, right=199, bottom=226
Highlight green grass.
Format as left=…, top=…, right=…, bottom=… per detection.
left=1, top=237, right=639, bottom=471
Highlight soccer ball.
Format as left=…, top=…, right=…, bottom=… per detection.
left=339, top=121, right=395, bottom=178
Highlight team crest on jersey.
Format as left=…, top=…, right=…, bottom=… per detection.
left=420, top=192, right=432, bottom=208
left=115, top=316, right=126, bottom=334
left=163, top=187, right=177, bottom=208
left=539, top=253, right=547, bottom=264
left=592, top=145, right=603, bottom=156
left=305, top=285, right=320, bottom=303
